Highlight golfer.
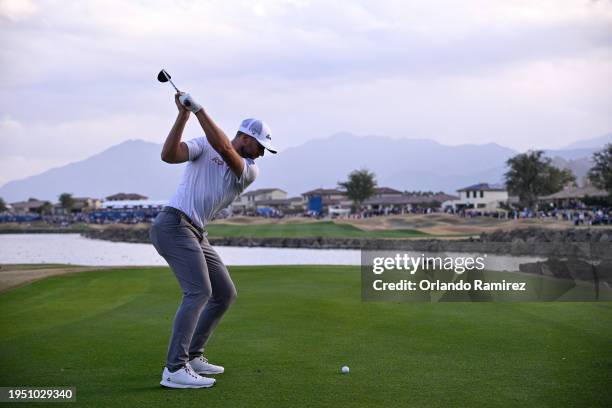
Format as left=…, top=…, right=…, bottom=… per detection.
left=150, top=92, right=276, bottom=388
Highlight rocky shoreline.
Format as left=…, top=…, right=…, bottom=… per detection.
left=78, top=226, right=612, bottom=258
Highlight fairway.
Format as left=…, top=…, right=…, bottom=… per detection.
left=0, top=266, right=611, bottom=407
left=207, top=221, right=429, bottom=238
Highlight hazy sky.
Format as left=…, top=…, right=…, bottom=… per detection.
left=1, top=0, right=611, bottom=186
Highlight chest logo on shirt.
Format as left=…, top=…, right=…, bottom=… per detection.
left=212, top=157, right=224, bottom=166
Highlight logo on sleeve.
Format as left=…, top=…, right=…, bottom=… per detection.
left=212, top=157, right=224, bottom=166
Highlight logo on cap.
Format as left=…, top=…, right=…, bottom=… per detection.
left=248, top=121, right=263, bottom=136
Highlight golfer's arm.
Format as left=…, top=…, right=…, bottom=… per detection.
left=194, top=109, right=244, bottom=177
left=161, top=112, right=190, bottom=163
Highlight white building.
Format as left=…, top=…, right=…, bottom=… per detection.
left=232, top=188, right=288, bottom=212
left=452, top=183, right=508, bottom=210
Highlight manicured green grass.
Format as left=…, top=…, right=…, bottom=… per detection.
left=0, top=266, right=611, bottom=407
left=207, top=221, right=428, bottom=238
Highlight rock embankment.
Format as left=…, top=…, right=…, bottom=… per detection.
left=480, top=228, right=611, bottom=244
left=82, top=227, right=151, bottom=243
left=81, top=226, right=612, bottom=258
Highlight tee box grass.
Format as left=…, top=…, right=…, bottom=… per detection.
left=0, top=266, right=610, bottom=407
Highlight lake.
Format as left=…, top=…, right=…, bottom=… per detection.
left=0, top=234, right=544, bottom=269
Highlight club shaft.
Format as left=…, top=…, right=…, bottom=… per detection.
left=168, top=79, right=179, bottom=92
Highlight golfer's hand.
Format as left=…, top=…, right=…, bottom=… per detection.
left=175, top=92, right=190, bottom=114
left=177, top=92, right=202, bottom=113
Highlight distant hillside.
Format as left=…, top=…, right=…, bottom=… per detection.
left=544, top=145, right=601, bottom=186
left=563, top=132, right=612, bottom=150
left=256, top=133, right=516, bottom=196
left=0, top=132, right=606, bottom=202
left=0, top=140, right=185, bottom=202
left=550, top=156, right=593, bottom=185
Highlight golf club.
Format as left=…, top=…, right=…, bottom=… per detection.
left=157, top=69, right=179, bottom=92
left=157, top=69, right=194, bottom=109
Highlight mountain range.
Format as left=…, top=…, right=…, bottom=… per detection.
left=1, top=132, right=610, bottom=202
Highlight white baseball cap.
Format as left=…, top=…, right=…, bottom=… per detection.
left=238, top=118, right=277, bottom=154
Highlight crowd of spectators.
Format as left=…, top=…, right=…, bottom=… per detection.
left=1, top=204, right=611, bottom=226
left=0, top=209, right=160, bottom=226
left=450, top=206, right=612, bottom=225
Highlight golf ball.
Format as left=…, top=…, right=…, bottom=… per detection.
left=341, top=366, right=349, bottom=374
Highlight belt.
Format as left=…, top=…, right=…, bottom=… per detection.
left=162, top=206, right=204, bottom=236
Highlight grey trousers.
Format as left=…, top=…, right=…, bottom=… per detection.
left=150, top=209, right=237, bottom=372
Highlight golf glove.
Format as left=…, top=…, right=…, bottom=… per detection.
left=179, top=93, right=202, bottom=113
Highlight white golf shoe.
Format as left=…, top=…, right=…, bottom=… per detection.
left=188, top=356, right=225, bottom=375
left=160, top=364, right=216, bottom=389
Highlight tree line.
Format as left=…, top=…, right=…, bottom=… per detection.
left=338, top=144, right=612, bottom=211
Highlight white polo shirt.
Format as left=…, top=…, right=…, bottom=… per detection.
left=167, top=137, right=258, bottom=228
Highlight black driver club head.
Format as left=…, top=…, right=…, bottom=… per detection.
left=157, top=69, right=170, bottom=82
left=157, top=69, right=179, bottom=92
